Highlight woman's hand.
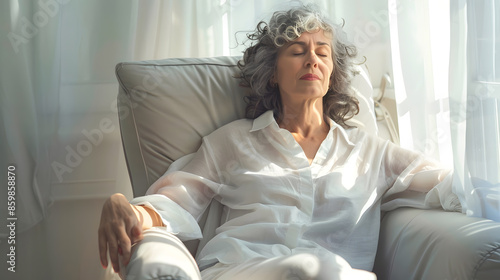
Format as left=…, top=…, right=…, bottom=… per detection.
left=98, top=193, right=143, bottom=273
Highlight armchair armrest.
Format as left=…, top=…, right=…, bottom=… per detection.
left=374, top=208, right=500, bottom=280
left=121, top=228, right=201, bottom=280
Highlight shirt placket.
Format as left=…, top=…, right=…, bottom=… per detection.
left=276, top=128, right=314, bottom=212
left=286, top=144, right=314, bottom=248
left=271, top=124, right=333, bottom=249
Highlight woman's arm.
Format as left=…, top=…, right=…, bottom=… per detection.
left=408, top=168, right=451, bottom=192
left=98, top=193, right=164, bottom=274
left=98, top=139, right=220, bottom=273
left=379, top=138, right=460, bottom=212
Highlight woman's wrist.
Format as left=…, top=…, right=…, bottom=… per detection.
left=131, top=204, right=164, bottom=230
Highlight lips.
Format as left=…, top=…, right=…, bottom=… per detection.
left=299, top=73, right=320, bottom=81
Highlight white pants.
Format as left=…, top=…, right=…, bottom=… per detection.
left=201, top=252, right=377, bottom=280
left=122, top=228, right=376, bottom=280
left=120, top=228, right=201, bottom=280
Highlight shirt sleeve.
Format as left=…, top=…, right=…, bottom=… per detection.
left=379, top=140, right=462, bottom=212
left=130, top=139, right=221, bottom=241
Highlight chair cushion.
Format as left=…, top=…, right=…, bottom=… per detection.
left=374, top=208, right=500, bottom=279
left=115, top=56, right=376, bottom=196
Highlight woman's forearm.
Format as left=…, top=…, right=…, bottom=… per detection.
left=409, top=168, right=451, bottom=193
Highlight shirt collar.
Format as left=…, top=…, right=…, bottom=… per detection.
left=250, top=110, right=277, bottom=132
left=250, top=110, right=355, bottom=146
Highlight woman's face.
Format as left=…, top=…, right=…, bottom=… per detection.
left=274, top=30, right=334, bottom=105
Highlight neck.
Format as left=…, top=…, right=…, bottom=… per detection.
left=277, top=104, right=329, bottom=138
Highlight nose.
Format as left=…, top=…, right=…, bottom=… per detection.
left=305, top=52, right=319, bottom=68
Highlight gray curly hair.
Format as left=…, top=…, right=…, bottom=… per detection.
left=237, top=5, right=360, bottom=127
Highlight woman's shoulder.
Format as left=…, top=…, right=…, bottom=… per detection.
left=343, top=125, right=421, bottom=159
left=343, top=125, right=389, bottom=146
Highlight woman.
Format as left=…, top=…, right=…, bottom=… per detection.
left=98, top=6, right=460, bottom=279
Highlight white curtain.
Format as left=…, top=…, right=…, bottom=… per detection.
left=0, top=0, right=62, bottom=235
left=133, top=0, right=338, bottom=59
left=389, top=0, right=500, bottom=221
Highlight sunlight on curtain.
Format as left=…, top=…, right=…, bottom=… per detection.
left=390, top=0, right=500, bottom=221
left=456, top=0, right=500, bottom=220
left=388, top=0, right=454, bottom=167
left=465, top=0, right=500, bottom=184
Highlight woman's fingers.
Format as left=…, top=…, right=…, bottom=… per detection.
left=131, top=224, right=144, bottom=243
left=107, top=232, right=121, bottom=273
left=117, top=225, right=133, bottom=266
left=98, top=227, right=109, bottom=269
left=98, top=217, right=124, bottom=273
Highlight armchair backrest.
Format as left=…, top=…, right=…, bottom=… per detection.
left=116, top=57, right=248, bottom=197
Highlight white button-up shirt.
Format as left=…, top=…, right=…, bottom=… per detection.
left=131, top=110, right=461, bottom=271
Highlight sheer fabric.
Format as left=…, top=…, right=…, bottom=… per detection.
left=389, top=0, right=500, bottom=221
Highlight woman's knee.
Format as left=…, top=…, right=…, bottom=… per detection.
left=276, top=253, right=322, bottom=279
left=201, top=251, right=376, bottom=280
left=121, top=228, right=201, bottom=280
left=278, top=252, right=376, bottom=280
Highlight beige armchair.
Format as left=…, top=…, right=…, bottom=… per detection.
left=115, top=56, right=500, bottom=279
